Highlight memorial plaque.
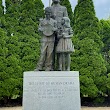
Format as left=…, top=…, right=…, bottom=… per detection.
left=23, top=71, right=81, bottom=110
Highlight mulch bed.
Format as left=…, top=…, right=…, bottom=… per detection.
left=0, top=97, right=110, bottom=107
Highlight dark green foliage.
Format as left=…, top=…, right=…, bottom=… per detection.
left=100, top=19, right=110, bottom=60
left=0, top=1, right=3, bottom=17
left=4, top=0, right=44, bottom=35
left=18, top=33, right=41, bottom=71
left=0, top=1, right=4, bottom=27
left=107, top=73, right=110, bottom=97
left=100, top=20, right=110, bottom=72
left=19, top=0, right=44, bottom=34
left=72, top=0, right=107, bottom=99
left=0, top=28, right=22, bottom=100
left=4, top=0, right=44, bottom=69
left=0, top=32, right=41, bottom=100
left=100, top=19, right=110, bottom=97
left=0, top=0, right=43, bottom=101
left=60, top=0, right=74, bottom=26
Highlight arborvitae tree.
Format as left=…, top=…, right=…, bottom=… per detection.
left=19, top=0, right=44, bottom=34
left=4, top=0, right=44, bottom=35
left=3, top=0, right=21, bottom=35
left=0, top=1, right=3, bottom=16
left=0, top=0, right=44, bottom=101
left=100, top=19, right=110, bottom=98
left=0, top=28, right=22, bottom=101
left=0, top=0, right=4, bottom=27
left=18, top=33, right=41, bottom=72
left=60, top=0, right=74, bottom=26
left=100, top=20, right=110, bottom=71
left=107, top=73, right=110, bottom=100
left=0, top=28, right=8, bottom=100
left=4, top=0, right=44, bottom=71
left=17, top=0, right=44, bottom=71
left=72, top=0, right=107, bottom=100
left=34, top=0, right=44, bottom=21
left=0, top=1, right=23, bottom=99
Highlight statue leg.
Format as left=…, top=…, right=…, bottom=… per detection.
left=52, top=43, right=56, bottom=70
left=66, top=53, right=71, bottom=71
left=35, top=42, right=47, bottom=71
left=58, top=53, right=63, bottom=71
left=45, top=42, right=54, bottom=71
left=53, top=33, right=58, bottom=70
left=62, top=53, right=66, bottom=71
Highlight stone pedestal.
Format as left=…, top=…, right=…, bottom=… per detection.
left=23, top=71, right=81, bottom=110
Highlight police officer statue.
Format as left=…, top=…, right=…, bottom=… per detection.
left=51, top=0, right=68, bottom=28
left=50, top=0, right=69, bottom=70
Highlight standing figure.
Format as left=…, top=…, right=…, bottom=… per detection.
left=35, top=7, right=57, bottom=71
left=50, top=0, right=69, bottom=70
left=56, top=17, right=74, bottom=71
left=51, top=0, right=68, bottom=28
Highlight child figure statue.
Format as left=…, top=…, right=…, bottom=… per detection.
left=35, top=7, right=57, bottom=71
left=56, top=17, right=74, bottom=71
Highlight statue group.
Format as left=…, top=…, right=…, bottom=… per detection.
left=35, top=0, right=74, bottom=71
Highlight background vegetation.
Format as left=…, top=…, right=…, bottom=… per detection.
left=0, top=0, right=110, bottom=106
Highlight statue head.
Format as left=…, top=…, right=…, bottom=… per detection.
left=45, top=7, right=52, bottom=19
left=62, top=17, right=70, bottom=28
left=52, top=0, right=60, bottom=4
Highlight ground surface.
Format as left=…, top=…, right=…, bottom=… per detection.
left=0, top=107, right=110, bottom=110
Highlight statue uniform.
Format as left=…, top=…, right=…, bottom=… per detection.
left=36, top=18, right=57, bottom=71
left=51, top=4, right=68, bottom=28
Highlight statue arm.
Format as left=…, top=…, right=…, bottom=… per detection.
left=63, top=28, right=73, bottom=38
left=64, top=7, right=68, bottom=17
left=63, top=33, right=71, bottom=38
left=38, top=23, right=43, bottom=32
left=53, top=21, right=57, bottom=32
left=38, top=19, right=43, bottom=32
left=69, top=27, right=73, bottom=36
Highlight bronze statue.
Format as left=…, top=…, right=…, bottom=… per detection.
left=50, top=0, right=69, bottom=70
left=35, top=7, right=57, bottom=71
left=35, top=0, right=74, bottom=71
left=56, top=17, right=74, bottom=71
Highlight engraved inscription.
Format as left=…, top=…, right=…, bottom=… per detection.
left=25, top=81, right=77, bottom=99
left=29, top=81, right=74, bottom=86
